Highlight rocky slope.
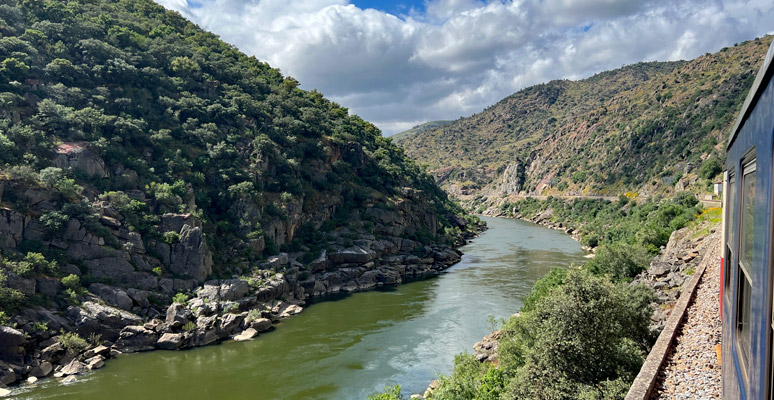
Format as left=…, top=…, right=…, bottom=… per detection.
left=0, top=0, right=482, bottom=391
left=399, top=36, right=772, bottom=202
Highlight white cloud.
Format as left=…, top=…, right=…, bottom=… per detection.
left=155, top=0, right=774, bottom=134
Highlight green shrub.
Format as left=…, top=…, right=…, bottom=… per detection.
left=61, top=274, right=80, bottom=290
left=162, top=231, right=181, bottom=244
left=38, top=167, right=82, bottom=198
left=367, top=385, right=403, bottom=400
left=57, top=331, right=89, bottom=352
left=430, top=269, right=656, bottom=400
left=500, top=270, right=655, bottom=399
left=40, top=211, right=69, bottom=235
left=182, top=321, right=196, bottom=332
left=584, top=243, right=652, bottom=281
left=699, top=157, right=722, bottom=180
left=246, top=308, right=262, bottom=322
left=429, top=354, right=486, bottom=400
left=522, top=267, right=567, bottom=312
left=475, top=366, right=506, bottom=400
left=173, top=292, right=189, bottom=305
left=8, top=252, right=58, bottom=277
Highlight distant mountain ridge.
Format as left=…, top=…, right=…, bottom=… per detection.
left=398, top=36, right=772, bottom=201
left=391, top=120, right=453, bottom=143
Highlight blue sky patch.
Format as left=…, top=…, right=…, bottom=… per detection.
left=350, top=0, right=425, bottom=17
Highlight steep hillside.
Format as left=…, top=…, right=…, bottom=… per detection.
left=391, top=120, right=453, bottom=144
left=399, top=37, right=772, bottom=199
left=0, top=0, right=480, bottom=383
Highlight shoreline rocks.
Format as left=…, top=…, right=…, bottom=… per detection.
left=0, top=229, right=478, bottom=394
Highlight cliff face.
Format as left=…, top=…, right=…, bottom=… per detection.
left=0, top=0, right=481, bottom=388
left=398, top=37, right=772, bottom=201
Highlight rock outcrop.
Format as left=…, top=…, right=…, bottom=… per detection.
left=53, top=143, right=109, bottom=179
left=633, top=226, right=720, bottom=332
left=157, top=214, right=213, bottom=282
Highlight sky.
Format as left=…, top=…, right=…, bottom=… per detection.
left=154, top=0, right=774, bottom=135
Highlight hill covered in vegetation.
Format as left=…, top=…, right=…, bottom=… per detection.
left=0, top=0, right=480, bottom=384
left=391, top=120, right=452, bottom=144
left=399, top=37, right=772, bottom=200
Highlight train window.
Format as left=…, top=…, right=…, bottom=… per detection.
left=725, top=172, right=736, bottom=297
left=736, top=160, right=755, bottom=381
left=740, top=162, right=756, bottom=273
left=737, top=272, right=752, bottom=375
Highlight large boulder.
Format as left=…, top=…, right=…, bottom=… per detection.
left=40, top=342, right=66, bottom=365
left=278, top=304, right=303, bottom=319
left=126, top=289, right=150, bottom=308
left=89, top=283, right=134, bottom=311
left=86, top=355, right=105, bottom=370
left=0, top=208, right=25, bottom=250
left=233, top=328, right=258, bottom=342
left=0, top=361, right=16, bottom=386
left=156, top=333, right=185, bottom=350
left=35, top=277, right=62, bottom=297
left=306, top=250, right=328, bottom=272
left=217, top=313, right=244, bottom=336
left=190, top=315, right=219, bottom=346
left=249, top=318, right=273, bottom=332
left=265, top=253, right=289, bottom=269
left=327, top=247, right=375, bottom=265
left=66, top=302, right=142, bottom=342
left=113, top=326, right=158, bottom=353
left=84, top=257, right=134, bottom=280
left=197, top=279, right=249, bottom=302
left=83, top=345, right=110, bottom=359
left=159, top=214, right=213, bottom=282
left=60, top=359, right=88, bottom=376
left=53, top=143, right=109, bottom=178
left=165, top=303, right=191, bottom=328
left=5, top=272, right=35, bottom=295
left=29, top=361, right=53, bottom=378
left=0, top=327, right=25, bottom=363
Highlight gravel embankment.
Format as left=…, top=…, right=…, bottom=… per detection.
left=650, top=235, right=722, bottom=399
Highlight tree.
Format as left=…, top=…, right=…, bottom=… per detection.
left=503, top=270, right=654, bottom=399
left=699, top=157, right=722, bottom=180
left=0, top=57, right=30, bottom=81
left=584, top=243, right=652, bottom=281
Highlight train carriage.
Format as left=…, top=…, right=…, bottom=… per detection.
left=722, top=39, right=774, bottom=399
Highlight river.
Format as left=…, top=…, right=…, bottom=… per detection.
left=14, top=216, right=587, bottom=400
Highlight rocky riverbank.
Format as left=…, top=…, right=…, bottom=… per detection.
left=0, top=208, right=479, bottom=396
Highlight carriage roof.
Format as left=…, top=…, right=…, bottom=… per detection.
left=728, top=40, right=774, bottom=150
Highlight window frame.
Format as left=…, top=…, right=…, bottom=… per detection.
left=725, top=170, right=736, bottom=302
left=736, top=157, right=756, bottom=384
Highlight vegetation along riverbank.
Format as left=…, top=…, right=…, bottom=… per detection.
left=370, top=194, right=723, bottom=399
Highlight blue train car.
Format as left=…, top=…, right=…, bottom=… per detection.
left=722, top=39, right=774, bottom=399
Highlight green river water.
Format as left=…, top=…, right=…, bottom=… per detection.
left=13, top=216, right=587, bottom=400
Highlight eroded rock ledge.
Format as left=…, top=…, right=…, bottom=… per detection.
left=0, top=237, right=465, bottom=392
